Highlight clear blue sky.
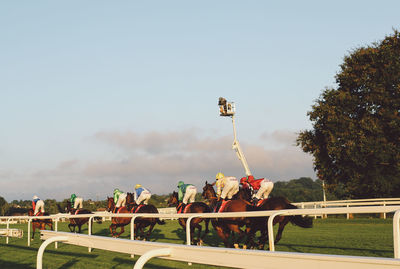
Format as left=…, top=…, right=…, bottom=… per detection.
left=1, top=1, right=399, bottom=201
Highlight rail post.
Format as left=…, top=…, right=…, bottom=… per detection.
left=27, top=218, right=31, bottom=246
left=88, top=215, right=95, bottom=252
left=267, top=211, right=287, bottom=252
left=37, top=236, right=68, bottom=269
left=6, top=217, right=10, bottom=244
left=133, top=248, right=172, bottom=269
left=394, top=210, right=400, bottom=259
left=185, top=214, right=203, bottom=245
left=55, top=217, right=59, bottom=249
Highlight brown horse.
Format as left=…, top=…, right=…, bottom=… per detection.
left=230, top=184, right=313, bottom=249
left=107, top=197, right=133, bottom=237
left=66, top=201, right=102, bottom=233
left=167, top=191, right=211, bottom=245
left=125, top=192, right=165, bottom=240
left=245, top=195, right=313, bottom=249
left=27, top=209, right=53, bottom=239
left=202, top=181, right=256, bottom=248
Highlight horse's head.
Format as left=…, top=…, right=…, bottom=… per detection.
left=106, top=197, right=115, bottom=212
left=236, top=187, right=252, bottom=201
left=167, top=191, right=178, bottom=207
left=126, top=192, right=134, bottom=205
left=202, top=181, right=216, bottom=200
left=66, top=200, right=72, bottom=213
left=27, top=208, right=34, bottom=216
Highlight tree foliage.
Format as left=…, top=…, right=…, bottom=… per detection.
left=272, top=177, right=329, bottom=202
left=297, top=30, right=400, bottom=198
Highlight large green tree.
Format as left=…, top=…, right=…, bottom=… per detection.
left=297, top=30, right=400, bottom=198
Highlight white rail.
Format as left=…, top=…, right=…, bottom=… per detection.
left=38, top=230, right=400, bottom=269
left=3, top=206, right=400, bottom=259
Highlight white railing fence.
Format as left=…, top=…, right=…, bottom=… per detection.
left=2, top=204, right=400, bottom=268
left=38, top=230, right=400, bottom=269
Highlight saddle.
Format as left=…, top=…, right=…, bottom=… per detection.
left=214, top=200, right=231, bottom=213
left=133, top=204, right=145, bottom=213
left=177, top=203, right=192, bottom=213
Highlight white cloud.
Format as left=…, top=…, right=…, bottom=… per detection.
left=0, top=129, right=315, bottom=201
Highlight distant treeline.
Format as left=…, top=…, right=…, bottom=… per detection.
left=1, top=177, right=340, bottom=216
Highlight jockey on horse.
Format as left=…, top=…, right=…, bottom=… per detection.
left=113, top=188, right=127, bottom=210
left=70, top=193, right=83, bottom=209
left=177, top=180, right=197, bottom=211
left=134, top=184, right=152, bottom=205
left=214, top=172, right=239, bottom=212
left=240, top=175, right=274, bottom=205
left=32, top=195, right=45, bottom=216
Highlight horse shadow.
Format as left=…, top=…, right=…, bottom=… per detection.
left=171, top=227, right=223, bottom=247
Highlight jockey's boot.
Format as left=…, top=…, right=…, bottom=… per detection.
left=181, top=203, right=187, bottom=212
left=252, top=197, right=259, bottom=206
left=215, top=200, right=223, bottom=212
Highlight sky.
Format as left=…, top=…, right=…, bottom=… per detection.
left=1, top=1, right=399, bottom=202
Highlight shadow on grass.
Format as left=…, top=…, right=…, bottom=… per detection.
left=112, top=257, right=172, bottom=269
left=1, top=242, right=98, bottom=258
left=0, top=260, right=34, bottom=269
left=58, top=258, right=79, bottom=269
left=277, top=242, right=393, bottom=256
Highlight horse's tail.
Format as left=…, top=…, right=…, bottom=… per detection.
left=56, top=203, right=65, bottom=213
left=285, top=203, right=313, bottom=228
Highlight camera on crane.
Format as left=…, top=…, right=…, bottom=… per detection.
left=218, top=97, right=235, bottom=117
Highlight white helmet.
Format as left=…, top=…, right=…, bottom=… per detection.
left=33, top=195, right=38, bottom=200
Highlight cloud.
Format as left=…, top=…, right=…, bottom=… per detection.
left=0, top=129, right=315, bottom=201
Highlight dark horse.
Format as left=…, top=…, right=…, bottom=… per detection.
left=126, top=192, right=165, bottom=240
left=27, top=209, right=53, bottom=239
left=202, top=181, right=257, bottom=248
left=167, top=191, right=211, bottom=245
left=229, top=185, right=313, bottom=249
left=107, top=197, right=133, bottom=237
left=107, top=195, right=165, bottom=239
left=66, top=200, right=102, bottom=233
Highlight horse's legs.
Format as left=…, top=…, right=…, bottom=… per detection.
left=109, top=224, right=115, bottom=237
left=192, top=221, right=202, bottom=245
left=78, top=224, right=82, bottom=233
left=31, top=224, right=36, bottom=239
left=274, top=217, right=290, bottom=244
left=115, top=225, right=125, bottom=237
left=145, top=223, right=155, bottom=241
left=214, top=223, right=232, bottom=248
left=200, top=219, right=210, bottom=245
left=227, top=224, right=246, bottom=249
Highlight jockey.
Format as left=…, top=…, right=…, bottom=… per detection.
left=113, top=188, right=127, bottom=208
left=32, top=195, right=45, bottom=215
left=70, top=193, right=83, bottom=209
left=240, top=175, right=274, bottom=203
left=177, top=181, right=197, bottom=205
left=134, top=184, right=152, bottom=205
left=215, top=172, right=239, bottom=201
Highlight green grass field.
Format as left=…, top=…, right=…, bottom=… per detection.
left=0, top=217, right=394, bottom=269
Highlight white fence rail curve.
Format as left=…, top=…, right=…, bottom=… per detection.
left=2, top=206, right=400, bottom=258
left=2, top=206, right=400, bottom=267
left=38, top=230, right=400, bottom=269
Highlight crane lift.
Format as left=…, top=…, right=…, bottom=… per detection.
left=218, top=97, right=264, bottom=186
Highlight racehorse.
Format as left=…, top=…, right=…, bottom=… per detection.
left=125, top=192, right=166, bottom=240
left=107, top=197, right=133, bottom=237
left=167, top=191, right=211, bottom=245
left=202, top=181, right=256, bottom=248
left=27, top=209, right=53, bottom=239
left=233, top=184, right=313, bottom=249
left=66, top=200, right=102, bottom=233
